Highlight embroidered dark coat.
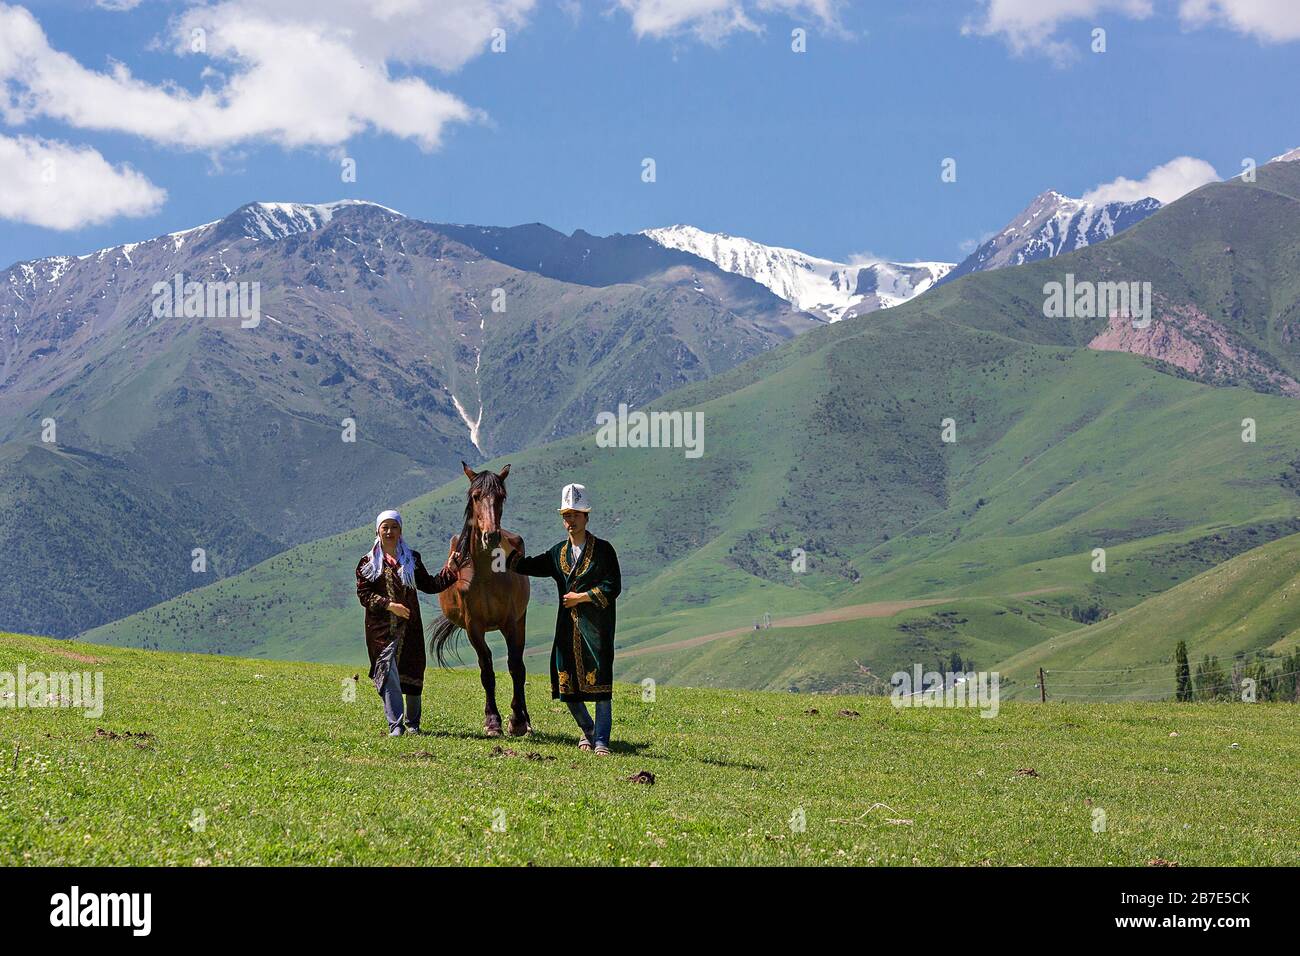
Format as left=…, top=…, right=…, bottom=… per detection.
left=508, top=534, right=621, bottom=702
left=355, top=551, right=457, bottom=696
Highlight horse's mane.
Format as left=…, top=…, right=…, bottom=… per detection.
left=454, top=470, right=507, bottom=563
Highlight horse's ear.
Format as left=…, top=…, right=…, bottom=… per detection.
left=462, top=461, right=477, bottom=481
left=498, top=463, right=511, bottom=482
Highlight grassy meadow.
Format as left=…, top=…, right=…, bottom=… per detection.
left=2, top=632, right=1295, bottom=866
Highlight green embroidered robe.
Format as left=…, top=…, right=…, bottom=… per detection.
left=508, top=533, right=621, bottom=702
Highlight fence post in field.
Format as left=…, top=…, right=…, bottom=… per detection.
left=1039, top=667, right=1047, bottom=703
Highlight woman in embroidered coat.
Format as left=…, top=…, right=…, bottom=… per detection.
left=356, top=509, right=460, bottom=736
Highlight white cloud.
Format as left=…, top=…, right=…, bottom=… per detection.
left=196, top=0, right=537, bottom=73
left=1081, top=155, right=1220, bottom=204
left=0, top=134, right=165, bottom=229
left=962, top=0, right=1154, bottom=62
left=1179, top=0, right=1300, bottom=42
left=558, top=0, right=583, bottom=24
left=0, top=0, right=850, bottom=157
left=614, top=0, right=844, bottom=43
left=957, top=229, right=997, bottom=255
left=0, top=1, right=536, bottom=152
left=967, top=0, right=1300, bottom=60
left=0, top=0, right=848, bottom=230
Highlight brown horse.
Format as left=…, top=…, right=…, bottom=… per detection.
left=428, top=462, right=532, bottom=736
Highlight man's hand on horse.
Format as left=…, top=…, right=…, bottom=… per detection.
left=562, top=591, right=591, bottom=608
left=387, top=602, right=411, bottom=620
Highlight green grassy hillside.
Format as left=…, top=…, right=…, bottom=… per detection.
left=79, top=161, right=1300, bottom=696
left=2, top=633, right=1295, bottom=865
left=616, top=597, right=1079, bottom=695
left=912, top=160, right=1300, bottom=388
left=82, top=329, right=1300, bottom=693
left=998, top=532, right=1300, bottom=700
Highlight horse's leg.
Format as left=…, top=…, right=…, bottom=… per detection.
left=504, top=611, right=530, bottom=736
left=467, top=627, right=502, bottom=736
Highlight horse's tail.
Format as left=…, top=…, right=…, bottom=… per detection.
left=427, top=615, right=464, bottom=668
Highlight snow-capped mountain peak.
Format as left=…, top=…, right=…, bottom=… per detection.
left=221, top=200, right=404, bottom=242
left=940, top=189, right=1161, bottom=286
left=641, top=224, right=953, bottom=322
left=6, top=200, right=406, bottom=295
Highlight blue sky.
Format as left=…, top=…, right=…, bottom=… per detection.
left=1, top=0, right=1298, bottom=269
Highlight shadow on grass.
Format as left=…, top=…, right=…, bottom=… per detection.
left=698, top=756, right=767, bottom=771
left=513, top=730, right=656, bottom=756
left=607, top=740, right=653, bottom=756
left=407, top=727, right=656, bottom=757
left=413, top=728, right=504, bottom=743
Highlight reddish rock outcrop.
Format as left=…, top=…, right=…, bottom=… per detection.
left=1087, top=303, right=1300, bottom=396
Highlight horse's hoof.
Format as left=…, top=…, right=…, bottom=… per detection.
left=485, top=718, right=503, bottom=737
left=507, top=717, right=531, bottom=737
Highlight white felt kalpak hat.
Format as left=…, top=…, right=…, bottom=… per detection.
left=557, top=483, right=591, bottom=513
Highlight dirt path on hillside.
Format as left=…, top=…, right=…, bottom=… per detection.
left=1007, top=587, right=1068, bottom=598
left=518, top=586, right=1067, bottom=661
left=0, top=634, right=104, bottom=663
left=616, top=598, right=952, bottom=660
left=615, top=586, right=1068, bottom=661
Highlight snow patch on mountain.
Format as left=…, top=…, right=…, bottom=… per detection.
left=450, top=391, right=484, bottom=454
left=941, top=190, right=1162, bottom=286
left=231, top=200, right=403, bottom=241
left=6, top=200, right=406, bottom=292
left=641, top=224, right=953, bottom=322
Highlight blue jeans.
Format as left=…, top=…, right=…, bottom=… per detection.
left=403, top=692, right=422, bottom=731
left=567, top=699, right=612, bottom=748
left=376, top=641, right=421, bottom=732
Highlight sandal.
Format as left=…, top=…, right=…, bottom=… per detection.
left=594, top=743, right=611, bottom=756
left=578, top=737, right=593, bottom=751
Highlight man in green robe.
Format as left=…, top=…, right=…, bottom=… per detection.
left=504, top=482, right=621, bottom=754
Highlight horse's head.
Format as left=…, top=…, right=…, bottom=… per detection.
left=461, top=461, right=509, bottom=553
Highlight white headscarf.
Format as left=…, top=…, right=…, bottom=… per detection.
left=362, top=509, right=415, bottom=588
